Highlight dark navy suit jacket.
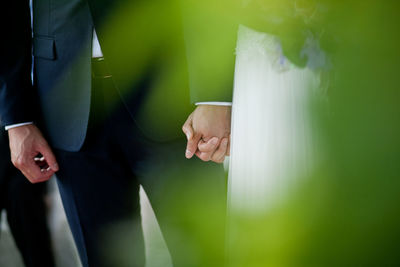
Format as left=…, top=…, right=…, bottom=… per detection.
left=0, top=0, right=235, bottom=152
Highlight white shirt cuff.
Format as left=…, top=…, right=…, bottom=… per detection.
left=195, top=102, right=232, bottom=106
left=5, top=122, right=34, bottom=131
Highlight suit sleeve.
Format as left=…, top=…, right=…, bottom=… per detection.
left=0, top=0, right=36, bottom=127
left=181, top=0, right=238, bottom=104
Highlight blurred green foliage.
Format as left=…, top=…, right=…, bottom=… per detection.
left=93, top=0, right=400, bottom=265
left=228, top=1, right=400, bottom=266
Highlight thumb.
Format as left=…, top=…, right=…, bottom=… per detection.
left=182, top=115, right=194, bottom=141
left=185, top=132, right=201, bottom=159
left=183, top=115, right=200, bottom=159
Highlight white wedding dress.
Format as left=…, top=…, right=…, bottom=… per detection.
left=228, top=25, right=323, bottom=215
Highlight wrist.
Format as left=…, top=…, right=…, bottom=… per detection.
left=8, top=124, right=37, bottom=137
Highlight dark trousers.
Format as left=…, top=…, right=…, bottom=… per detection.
left=0, top=132, right=55, bottom=267
left=55, top=59, right=227, bottom=267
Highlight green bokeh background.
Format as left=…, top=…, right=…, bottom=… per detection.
left=228, top=1, right=400, bottom=266
left=91, top=0, right=400, bottom=265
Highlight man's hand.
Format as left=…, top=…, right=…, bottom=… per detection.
left=182, top=105, right=231, bottom=163
left=8, top=124, right=59, bottom=183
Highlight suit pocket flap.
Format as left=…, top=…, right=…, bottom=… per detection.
left=33, top=36, right=56, bottom=60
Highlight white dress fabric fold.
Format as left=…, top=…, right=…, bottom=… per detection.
left=228, top=25, right=321, bottom=214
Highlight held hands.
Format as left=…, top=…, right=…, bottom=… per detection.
left=8, top=124, right=59, bottom=183
left=182, top=105, right=231, bottom=163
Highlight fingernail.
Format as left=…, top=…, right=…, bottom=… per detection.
left=210, top=138, right=218, bottom=145
left=53, top=163, right=59, bottom=171
left=185, top=150, right=191, bottom=158
left=222, top=139, right=228, bottom=146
